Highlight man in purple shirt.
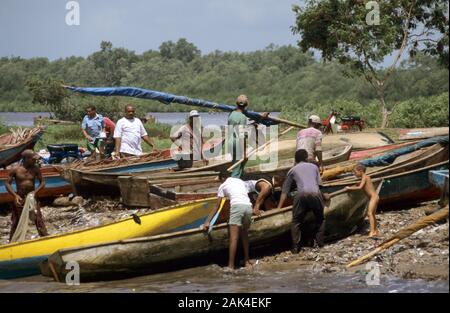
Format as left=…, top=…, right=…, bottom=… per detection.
left=278, top=149, right=325, bottom=253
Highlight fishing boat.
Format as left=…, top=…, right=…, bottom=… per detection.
left=0, top=128, right=44, bottom=168
left=0, top=198, right=217, bottom=279
left=59, top=139, right=225, bottom=196
left=42, top=184, right=378, bottom=282
left=399, top=127, right=449, bottom=141
left=118, top=145, right=352, bottom=207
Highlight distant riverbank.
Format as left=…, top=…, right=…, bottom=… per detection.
left=0, top=112, right=280, bottom=127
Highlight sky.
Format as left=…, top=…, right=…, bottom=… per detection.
left=0, top=0, right=302, bottom=60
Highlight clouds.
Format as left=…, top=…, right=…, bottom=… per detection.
left=0, top=0, right=301, bottom=59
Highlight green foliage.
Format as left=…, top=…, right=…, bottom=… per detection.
left=292, top=0, right=449, bottom=127
left=25, top=77, right=69, bottom=117
left=389, top=93, right=449, bottom=128
left=0, top=39, right=448, bottom=129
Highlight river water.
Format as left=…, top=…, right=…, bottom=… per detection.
left=0, top=263, right=448, bottom=293
left=0, top=112, right=280, bottom=127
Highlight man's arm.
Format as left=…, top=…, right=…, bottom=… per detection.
left=114, top=138, right=122, bottom=155
left=142, top=135, right=157, bottom=151
left=253, top=184, right=271, bottom=215
left=277, top=193, right=288, bottom=210
left=4, top=169, right=22, bottom=206
left=82, top=128, right=93, bottom=142
left=202, top=197, right=224, bottom=231
left=34, top=167, right=45, bottom=197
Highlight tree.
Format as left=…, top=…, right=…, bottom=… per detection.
left=26, top=77, right=69, bottom=118
left=88, top=41, right=138, bottom=86
left=292, top=0, right=449, bottom=128
left=159, top=38, right=201, bottom=63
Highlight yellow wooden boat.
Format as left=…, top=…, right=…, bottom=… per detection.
left=0, top=198, right=217, bottom=279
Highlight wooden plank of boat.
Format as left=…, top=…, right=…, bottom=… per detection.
left=43, top=184, right=377, bottom=282
left=399, top=128, right=449, bottom=141
left=0, top=197, right=218, bottom=279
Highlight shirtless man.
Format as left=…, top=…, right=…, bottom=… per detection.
left=5, top=149, right=48, bottom=241
left=346, top=163, right=379, bottom=238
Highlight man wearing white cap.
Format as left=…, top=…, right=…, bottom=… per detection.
left=170, top=110, right=206, bottom=164
left=296, top=114, right=324, bottom=172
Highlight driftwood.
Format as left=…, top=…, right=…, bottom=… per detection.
left=346, top=206, right=449, bottom=268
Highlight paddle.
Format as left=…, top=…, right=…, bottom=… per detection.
left=207, top=198, right=226, bottom=234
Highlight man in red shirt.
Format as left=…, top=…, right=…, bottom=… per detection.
left=103, top=116, right=116, bottom=158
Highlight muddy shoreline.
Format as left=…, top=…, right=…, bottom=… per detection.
left=1, top=199, right=448, bottom=283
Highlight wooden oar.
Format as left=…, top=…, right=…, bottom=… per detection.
left=207, top=198, right=227, bottom=234
left=262, top=115, right=306, bottom=129
left=227, top=126, right=295, bottom=173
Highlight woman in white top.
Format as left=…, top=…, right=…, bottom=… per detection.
left=113, top=105, right=157, bottom=158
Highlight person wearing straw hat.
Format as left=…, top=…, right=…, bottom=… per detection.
left=4, top=149, right=48, bottom=242
left=170, top=110, right=207, bottom=166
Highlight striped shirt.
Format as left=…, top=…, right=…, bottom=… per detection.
left=296, top=127, right=322, bottom=161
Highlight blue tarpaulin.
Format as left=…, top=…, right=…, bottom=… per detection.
left=361, top=135, right=449, bottom=167
left=65, top=86, right=278, bottom=127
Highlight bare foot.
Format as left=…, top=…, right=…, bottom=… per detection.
left=244, top=260, right=255, bottom=268
left=368, top=231, right=380, bottom=239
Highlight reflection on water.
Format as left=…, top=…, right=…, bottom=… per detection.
left=1, top=263, right=448, bottom=293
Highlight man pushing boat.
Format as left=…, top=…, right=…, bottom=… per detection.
left=4, top=149, right=48, bottom=242
left=201, top=172, right=273, bottom=269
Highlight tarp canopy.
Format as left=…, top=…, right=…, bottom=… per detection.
left=65, top=86, right=278, bottom=127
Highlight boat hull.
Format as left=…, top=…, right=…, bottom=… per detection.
left=43, top=186, right=375, bottom=281
left=0, top=198, right=217, bottom=279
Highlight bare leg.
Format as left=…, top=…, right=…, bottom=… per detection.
left=367, top=197, right=379, bottom=237
left=239, top=226, right=253, bottom=267
left=228, top=225, right=240, bottom=269
left=35, top=203, right=48, bottom=237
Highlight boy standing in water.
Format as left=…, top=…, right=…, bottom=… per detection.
left=346, top=164, right=380, bottom=238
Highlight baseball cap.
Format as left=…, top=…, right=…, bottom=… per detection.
left=308, top=115, right=322, bottom=124
left=189, top=110, right=200, bottom=117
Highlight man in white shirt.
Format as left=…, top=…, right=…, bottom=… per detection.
left=202, top=173, right=273, bottom=270
left=113, top=105, right=157, bottom=158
